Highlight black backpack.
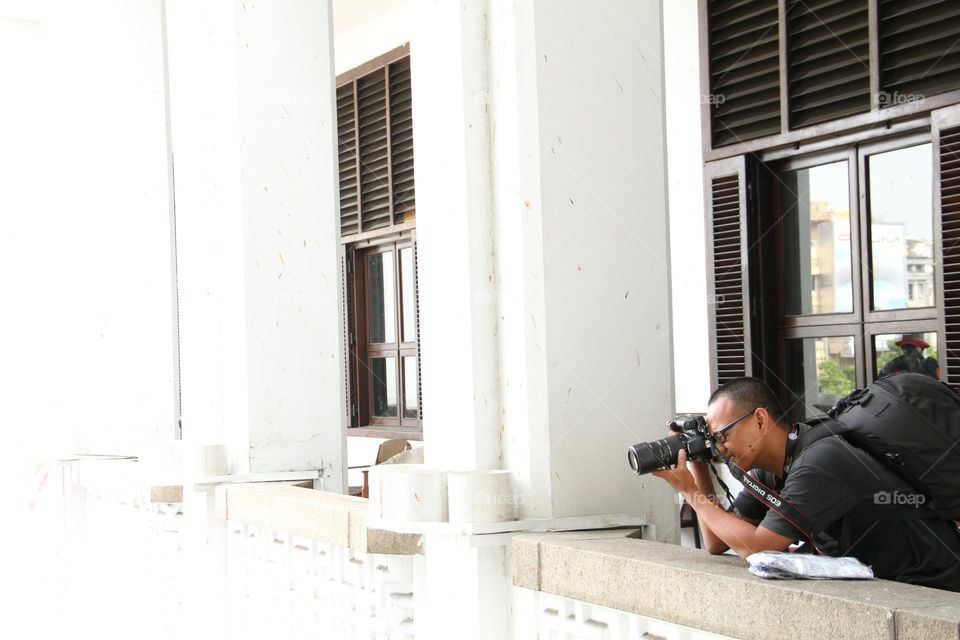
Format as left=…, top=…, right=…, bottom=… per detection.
left=821, top=372, right=960, bottom=520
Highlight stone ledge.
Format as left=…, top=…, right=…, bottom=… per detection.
left=512, top=532, right=960, bottom=640
left=215, top=483, right=422, bottom=556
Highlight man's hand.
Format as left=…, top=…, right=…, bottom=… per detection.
left=651, top=449, right=792, bottom=558
left=651, top=449, right=698, bottom=494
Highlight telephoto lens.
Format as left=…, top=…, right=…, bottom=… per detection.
left=627, top=415, right=713, bottom=475
left=627, top=434, right=686, bottom=475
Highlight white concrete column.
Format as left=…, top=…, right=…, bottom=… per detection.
left=412, top=0, right=502, bottom=472
left=164, top=0, right=346, bottom=486
left=493, top=0, right=678, bottom=533
left=32, top=0, right=177, bottom=455
left=412, top=1, right=677, bottom=638
left=420, top=536, right=510, bottom=640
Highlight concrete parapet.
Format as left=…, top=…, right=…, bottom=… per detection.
left=512, top=532, right=960, bottom=640
left=215, top=483, right=422, bottom=556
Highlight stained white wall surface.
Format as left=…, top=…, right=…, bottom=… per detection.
left=165, top=0, right=346, bottom=483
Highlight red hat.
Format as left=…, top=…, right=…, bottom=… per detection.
left=896, top=337, right=929, bottom=349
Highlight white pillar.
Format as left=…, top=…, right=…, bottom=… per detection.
left=413, top=0, right=677, bottom=638
left=36, top=0, right=177, bottom=454
left=164, top=0, right=346, bottom=487
left=413, top=0, right=502, bottom=472
left=415, top=0, right=676, bottom=527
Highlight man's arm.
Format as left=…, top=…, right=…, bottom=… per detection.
left=655, top=451, right=793, bottom=559
left=686, top=463, right=761, bottom=554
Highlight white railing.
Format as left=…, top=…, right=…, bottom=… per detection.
left=222, top=521, right=417, bottom=639
left=514, top=589, right=734, bottom=640
left=29, top=458, right=423, bottom=639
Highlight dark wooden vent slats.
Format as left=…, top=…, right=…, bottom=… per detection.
left=390, top=58, right=416, bottom=224
left=708, top=0, right=782, bottom=147
left=358, top=71, right=391, bottom=232
left=787, top=0, right=870, bottom=128
left=336, top=53, right=416, bottom=239
left=711, top=173, right=750, bottom=384
left=879, top=0, right=960, bottom=103
left=337, top=84, right=359, bottom=237
left=940, top=127, right=960, bottom=385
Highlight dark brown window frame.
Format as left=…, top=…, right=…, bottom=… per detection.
left=338, top=45, right=422, bottom=441
left=352, top=238, right=420, bottom=428
left=737, top=129, right=943, bottom=409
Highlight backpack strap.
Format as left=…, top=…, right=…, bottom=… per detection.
left=789, top=417, right=849, bottom=461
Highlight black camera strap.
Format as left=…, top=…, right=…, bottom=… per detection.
left=724, top=460, right=826, bottom=552
left=707, top=462, right=740, bottom=515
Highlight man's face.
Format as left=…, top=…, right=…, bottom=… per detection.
left=705, top=395, right=758, bottom=468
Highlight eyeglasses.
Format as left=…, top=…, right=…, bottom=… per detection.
left=712, top=410, right=755, bottom=445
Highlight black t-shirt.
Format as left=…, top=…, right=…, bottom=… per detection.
left=730, top=431, right=960, bottom=592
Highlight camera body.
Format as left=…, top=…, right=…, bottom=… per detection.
left=627, top=415, right=717, bottom=475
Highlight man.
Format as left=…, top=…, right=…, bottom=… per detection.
left=879, top=335, right=940, bottom=380
left=653, top=377, right=960, bottom=591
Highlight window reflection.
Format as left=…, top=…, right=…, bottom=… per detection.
left=400, top=248, right=416, bottom=343
left=403, top=356, right=418, bottom=419
left=781, top=161, right=853, bottom=316
left=367, top=251, right=396, bottom=343
left=868, top=144, right=934, bottom=310
left=874, top=332, right=940, bottom=380
left=785, top=336, right=856, bottom=419
left=371, top=356, right=398, bottom=417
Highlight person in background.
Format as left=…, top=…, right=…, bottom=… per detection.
left=879, top=335, right=940, bottom=380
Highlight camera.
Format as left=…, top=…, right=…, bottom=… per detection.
left=627, top=415, right=716, bottom=475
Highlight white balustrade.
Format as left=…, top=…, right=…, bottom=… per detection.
left=223, top=520, right=417, bottom=639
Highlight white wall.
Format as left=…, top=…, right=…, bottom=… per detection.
left=333, top=0, right=411, bottom=75
left=664, top=0, right=711, bottom=414
left=1, top=13, right=47, bottom=485
left=23, top=0, right=177, bottom=458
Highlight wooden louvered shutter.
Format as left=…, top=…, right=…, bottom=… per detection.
left=706, top=157, right=753, bottom=387
left=707, top=0, right=781, bottom=147
left=339, top=245, right=356, bottom=427
left=879, top=0, right=960, bottom=103
left=358, top=70, right=391, bottom=231
left=786, top=0, right=870, bottom=128
left=413, top=239, right=422, bottom=421
left=337, top=51, right=416, bottom=240
left=389, top=57, right=415, bottom=224
left=337, top=83, right=359, bottom=237
left=935, top=108, right=960, bottom=388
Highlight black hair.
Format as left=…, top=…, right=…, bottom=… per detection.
left=708, top=377, right=784, bottom=423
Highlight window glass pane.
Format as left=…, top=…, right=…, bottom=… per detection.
left=781, top=161, right=853, bottom=316
left=403, top=356, right=418, bottom=419
left=785, top=336, right=856, bottom=419
left=874, top=332, right=940, bottom=379
left=367, top=251, right=396, bottom=343
left=868, top=144, right=934, bottom=310
left=371, top=356, right=398, bottom=417
left=400, top=247, right=416, bottom=343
